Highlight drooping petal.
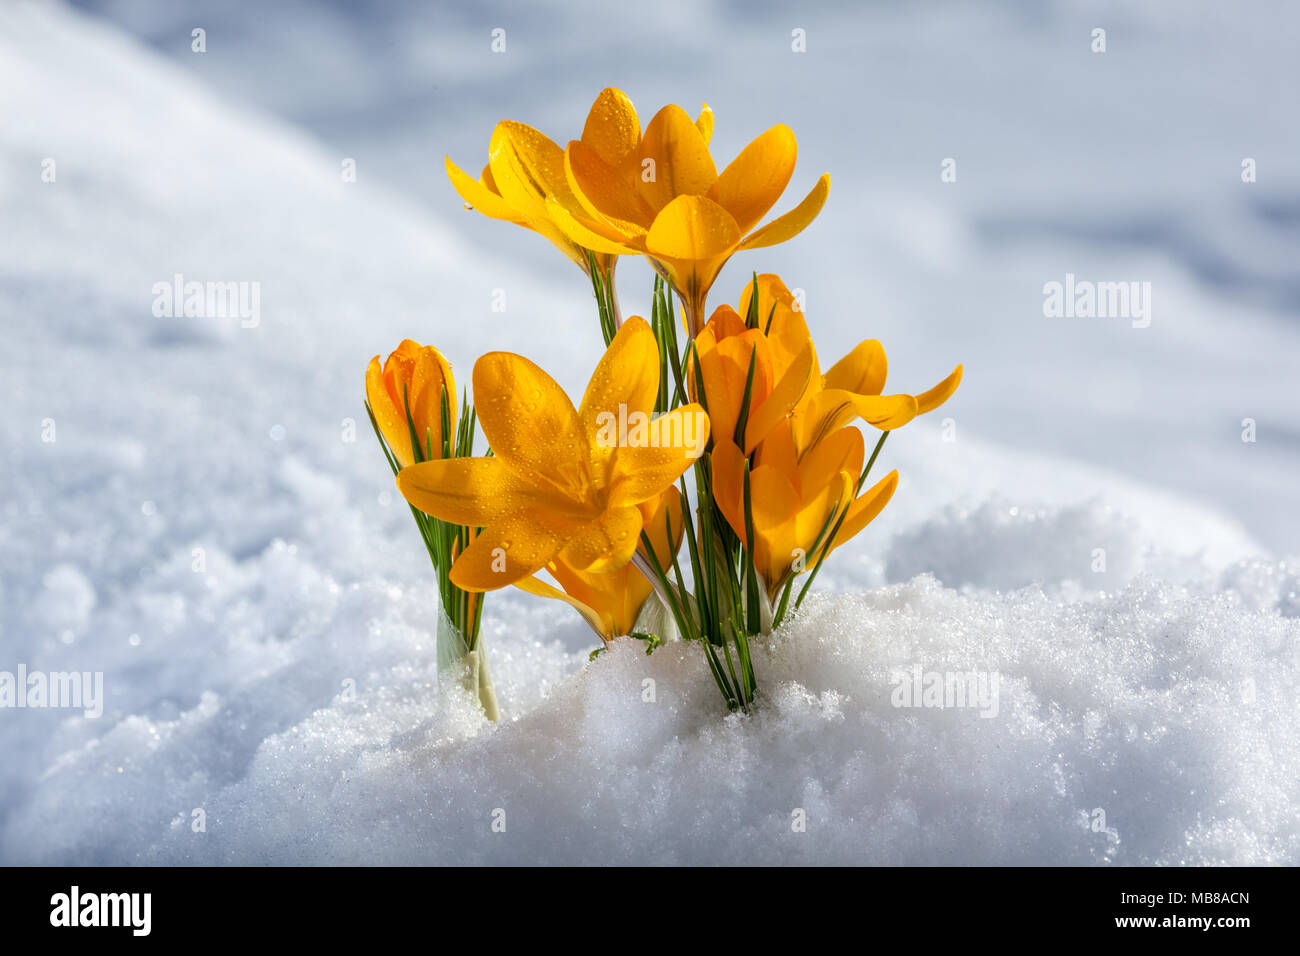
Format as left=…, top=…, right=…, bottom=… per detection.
left=514, top=573, right=612, bottom=639
left=606, top=404, right=710, bottom=507
left=397, top=457, right=565, bottom=526
left=472, top=351, right=593, bottom=505
left=707, top=124, right=798, bottom=235
left=829, top=469, right=899, bottom=553
left=738, top=172, right=830, bottom=249
left=637, top=105, right=718, bottom=213
left=449, top=506, right=583, bottom=591
left=796, top=390, right=918, bottom=451
left=824, top=340, right=888, bottom=397
left=560, top=506, right=645, bottom=572
left=917, top=364, right=963, bottom=414
left=444, top=156, right=522, bottom=222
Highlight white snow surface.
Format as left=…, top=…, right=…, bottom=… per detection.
left=1, top=1, right=1298, bottom=864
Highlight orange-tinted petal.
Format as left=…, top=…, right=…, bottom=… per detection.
left=366, top=354, right=413, bottom=467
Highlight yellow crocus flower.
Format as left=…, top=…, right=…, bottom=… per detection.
left=550, top=91, right=830, bottom=336
left=396, top=317, right=708, bottom=592
left=365, top=339, right=456, bottom=469
left=445, top=88, right=684, bottom=277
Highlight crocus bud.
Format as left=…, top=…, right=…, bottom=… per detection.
left=365, top=340, right=456, bottom=468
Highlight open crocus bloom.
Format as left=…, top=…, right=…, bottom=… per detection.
left=514, top=487, right=684, bottom=641
left=548, top=89, right=830, bottom=335
left=738, top=275, right=963, bottom=456
left=396, top=317, right=708, bottom=591
left=444, top=88, right=663, bottom=275
left=365, top=339, right=456, bottom=468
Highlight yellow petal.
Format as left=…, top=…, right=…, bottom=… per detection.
left=644, top=194, right=741, bottom=261
left=579, top=316, right=660, bottom=487
left=796, top=426, right=864, bottom=498
left=824, top=340, right=887, bottom=397
left=488, top=120, right=571, bottom=215
left=639, top=486, right=685, bottom=571
left=607, top=405, right=710, bottom=507
left=711, top=439, right=797, bottom=552
left=699, top=329, right=772, bottom=450
left=397, top=457, right=563, bottom=526
left=830, top=469, right=899, bottom=553
left=472, top=351, right=593, bottom=505
left=366, top=355, right=413, bottom=468
left=707, top=124, right=797, bottom=235
left=917, top=364, right=963, bottom=415
left=793, top=468, right=854, bottom=565
left=745, top=341, right=814, bottom=454
left=560, top=506, right=644, bottom=572
left=564, top=139, right=655, bottom=232
left=581, top=87, right=642, bottom=169
left=696, top=103, right=714, bottom=145
left=449, top=507, right=582, bottom=591
left=544, top=197, right=640, bottom=256
left=796, top=390, right=918, bottom=450
left=409, top=346, right=456, bottom=456
left=738, top=172, right=830, bottom=250
left=638, top=104, right=718, bottom=213
left=444, top=156, right=521, bottom=222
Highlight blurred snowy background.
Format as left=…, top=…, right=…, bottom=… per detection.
left=1, top=0, right=1297, bottom=864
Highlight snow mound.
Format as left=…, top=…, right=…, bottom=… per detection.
left=6, top=574, right=1297, bottom=865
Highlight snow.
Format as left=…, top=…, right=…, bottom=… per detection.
left=2, top=0, right=1297, bottom=864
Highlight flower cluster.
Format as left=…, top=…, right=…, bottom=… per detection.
left=366, top=88, right=960, bottom=714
